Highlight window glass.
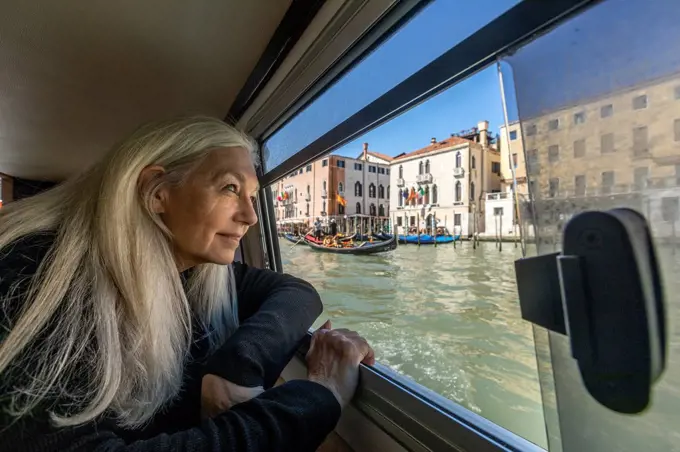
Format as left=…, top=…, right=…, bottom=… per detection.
left=263, top=0, right=522, bottom=172
left=269, top=63, right=546, bottom=447
left=502, top=0, right=680, bottom=450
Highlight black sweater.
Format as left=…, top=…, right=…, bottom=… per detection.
left=0, top=233, right=341, bottom=451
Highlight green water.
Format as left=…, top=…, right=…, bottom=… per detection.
left=280, top=239, right=547, bottom=448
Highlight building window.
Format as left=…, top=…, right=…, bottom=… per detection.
left=322, top=159, right=328, bottom=167
left=634, top=167, right=649, bottom=191
left=455, top=181, right=462, bottom=201
left=601, top=104, right=614, bottom=118
left=548, top=145, right=559, bottom=163
left=338, top=203, right=345, bottom=214
left=525, top=124, right=537, bottom=136
left=370, top=204, right=377, bottom=216
left=491, top=161, right=501, bottom=174
left=512, top=153, right=518, bottom=168
left=432, top=184, right=438, bottom=204
left=494, top=207, right=504, bottom=216
left=306, top=164, right=312, bottom=172
left=294, top=189, right=298, bottom=202
left=662, top=197, right=679, bottom=222
left=355, top=181, right=362, bottom=197
left=549, top=178, right=559, bottom=198
left=548, top=119, right=559, bottom=131
left=336, top=159, right=345, bottom=168
left=322, top=200, right=326, bottom=213
left=307, top=184, right=311, bottom=194
left=574, top=111, right=586, bottom=124
left=425, top=160, right=430, bottom=174
left=602, top=171, right=615, bottom=194
left=379, top=204, right=385, bottom=217
left=354, top=162, right=363, bottom=171
left=399, top=165, right=403, bottom=178
left=377, top=167, right=385, bottom=174
left=633, top=126, right=649, bottom=156
left=386, top=169, right=390, bottom=175
left=633, top=94, right=648, bottom=110
left=356, top=202, right=361, bottom=214
left=574, top=139, right=586, bottom=158
left=338, top=182, right=344, bottom=193
left=470, top=181, right=475, bottom=201
left=471, top=155, right=476, bottom=169
left=323, top=180, right=327, bottom=190
left=369, top=165, right=377, bottom=173
left=398, top=189, right=404, bottom=207
left=419, top=161, right=424, bottom=175
left=396, top=217, right=403, bottom=226
left=454, top=214, right=461, bottom=226
left=509, top=130, right=518, bottom=140
left=601, top=133, right=615, bottom=153
left=369, top=183, right=376, bottom=198
left=423, top=186, right=430, bottom=204
left=306, top=203, right=310, bottom=216
left=387, top=185, right=390, bottom=199
left=410, top=216, right=416, bottom=226
left=379, top=185, right=385, bottom=198
left=575, top=175, right=586, bottom=197
left=674, top=119, right=680, bottom=142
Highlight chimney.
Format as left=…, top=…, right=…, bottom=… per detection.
left=363, top=142, right=368, bottom=160
left=430, top=137, right=437, bottom=144
left=477, top=120, right=489, bottom=147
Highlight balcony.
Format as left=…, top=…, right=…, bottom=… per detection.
left=321, top=190, right=328, bottom=198
left=396, top=178, right=405, bottom=187
left=416, top=173, right=433, bottom=183
left=305, top=194, right=311, bottom=201
left=486, top=192, right=511, bottom=201
left=453, top=167, right=465, bottom=178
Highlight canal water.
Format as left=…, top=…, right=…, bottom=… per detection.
left=280, top=239, right=547, bottom=447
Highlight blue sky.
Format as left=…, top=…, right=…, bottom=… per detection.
left=265, top=0, right=519, bottom=168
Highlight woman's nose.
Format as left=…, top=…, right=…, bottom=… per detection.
left=238, top=197, right=259, bottom=226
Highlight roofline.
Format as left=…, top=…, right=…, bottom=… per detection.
left=390, top=141, right=472, bottom=164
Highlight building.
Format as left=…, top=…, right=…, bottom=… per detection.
left=492, top=72, right=680, bottom=240
left=389, top=121, right=502, bottom=237
left=273, top=144, right=391, bottom=231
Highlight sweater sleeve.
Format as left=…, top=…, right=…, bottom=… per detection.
left=0, top=380, right=342, bottom=452
left=203, top=263, right=323, bottom=389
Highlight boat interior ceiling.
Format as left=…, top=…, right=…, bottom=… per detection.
left=0, top=0, right=415, bottom=183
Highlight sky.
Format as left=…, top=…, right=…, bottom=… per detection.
left=264, top=0, right=680, bottom=171
left=264, top=0, right=520, bottom=168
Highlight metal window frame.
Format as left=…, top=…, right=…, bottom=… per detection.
left=259, top=0, right=601, bottom=187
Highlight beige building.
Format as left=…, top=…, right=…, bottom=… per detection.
left=389, top=121, right=502, bottom=237
left=272, top=145, right=391, bottom=230
left=494, top=72, right=680, bottom=239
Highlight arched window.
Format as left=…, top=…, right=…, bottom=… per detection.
left=356, top=202, right=361, bottom=214
left=338, top=182, right=344, bottom=193
left=379, top=204, right=385, bottom=217
left=338, top=203, right=345, bottom=214
left=455, top=152, right=462, bottom=168
left=424, top=186, right=430, bottom=204
left=399, top=165, right=403, bottom=178
left=419, top=161, right=424, bottom=175
left=455, top=181, right=462, bottom=201
left=369, top=183, right=376, bottom=198
left=387, top=185, right=390, bottom=199
left=398, top=189, right=404, bottom=206
left=307, top=184, right=310, bottom=194
left=378, top=184, right=385, bottom=198
left=355, top=181, right=362, bottom=197
left=322, top=200, right=326, bottom=213
left=425, top=160, right=430, bottom=174
left=323, top=180, right=327, bottom=190
left=470, top=181, right=475, bottom=201
left=432, top=184, right=438, bottom=204
left=370, top=203, right=377, bottom=216
left=306, top=203, right=310, bottom=216
left=471, top=155, right=476, bottom=169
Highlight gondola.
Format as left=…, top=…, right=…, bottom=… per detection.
left=303, top=233, right=356, bottom=245
left=283, top=233, right=306, bottom=244
left=304, top=233, right=397, bottom=255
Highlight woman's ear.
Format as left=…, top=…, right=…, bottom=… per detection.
left=139, top=165, right=167, bottom=214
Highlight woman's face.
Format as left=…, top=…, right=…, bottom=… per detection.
left=153, top=146, right=259, bottom=269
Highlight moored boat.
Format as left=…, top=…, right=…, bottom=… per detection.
left=304, top=234, right=397, bottom=255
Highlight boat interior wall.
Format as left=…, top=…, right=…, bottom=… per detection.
left=0, top=0, right=291, bottom=181
left=238, top=0, right=427, bottom=140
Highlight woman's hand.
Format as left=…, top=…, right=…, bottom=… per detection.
left=305, top=320, right=375, bottom=409
left=201, top=374, right=264, bottom=419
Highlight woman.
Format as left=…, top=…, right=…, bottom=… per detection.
left=0, top=117, right=374, bottom=451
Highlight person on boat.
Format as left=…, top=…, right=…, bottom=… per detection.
left=330, top=218, right=338, bottom=236
left=314, top=217, right=322, bottom=240
left=0, top=116, right=374, bottom=452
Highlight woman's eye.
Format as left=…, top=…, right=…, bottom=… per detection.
left=224, top=183, right=238, bottom=194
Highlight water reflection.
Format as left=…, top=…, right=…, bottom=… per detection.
left=281, top=240, right=547, bottom=447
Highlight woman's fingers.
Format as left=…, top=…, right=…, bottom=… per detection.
left=319, top=319, right=332, bottom=330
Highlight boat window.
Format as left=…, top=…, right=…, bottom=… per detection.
left=269, top=59, right=546, bottom=447
left=501, top=0, right=680, bottom=449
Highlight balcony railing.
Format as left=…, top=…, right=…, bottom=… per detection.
left=321, top=190, right=327, bottom=198
left=305, top=194, right=311, bottom=201
left=486, top=192, right=510, bottom=201
left=453, top=167, right=465, bottom=178
left=416, top=173, right=433, bottom=183
left=397, top=178, right=405, bottom=187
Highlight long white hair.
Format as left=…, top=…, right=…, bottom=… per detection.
left=0, top=116, right=256, bottom=427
